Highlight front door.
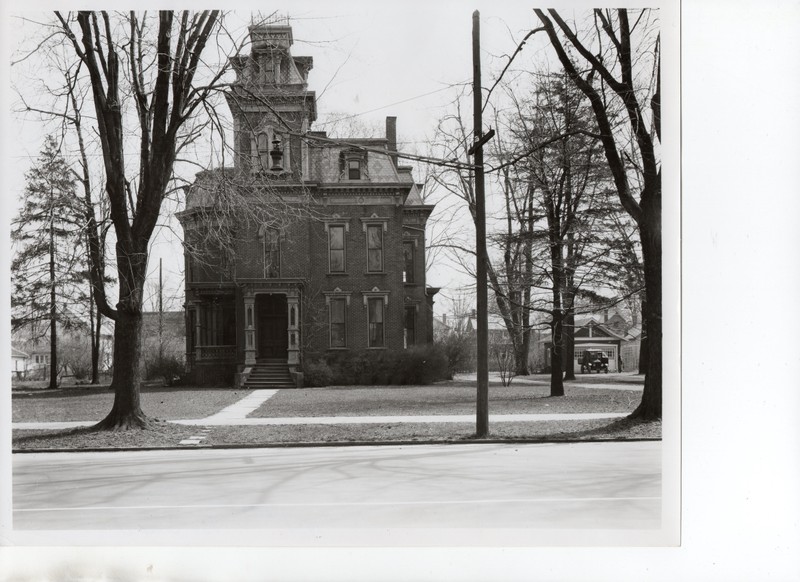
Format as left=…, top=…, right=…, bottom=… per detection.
left=256, top=294, right=288, bottom=360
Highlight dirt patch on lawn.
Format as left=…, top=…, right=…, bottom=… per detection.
left=207, top=418, right=661, bottom=445
left=12, top=417, right=660, bottom=451
left=13, top=421, right=201, bottom=450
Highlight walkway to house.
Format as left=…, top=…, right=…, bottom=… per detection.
left=11, top=387, right=629, bottom=431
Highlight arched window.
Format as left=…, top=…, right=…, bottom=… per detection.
left=257, top=132, right=270, bottom=171
left=263, top=228, right=280, bottom=278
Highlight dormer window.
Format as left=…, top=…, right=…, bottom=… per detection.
left=340, top=149, right=367, bottom=181
left=348, top=159, right=361, bottom=180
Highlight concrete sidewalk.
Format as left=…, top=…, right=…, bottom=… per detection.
left=12, top=388, right=628, bottom=430
left=173, top=412, right=628, bottom=426
left=456, top=372, right=644, bottom=391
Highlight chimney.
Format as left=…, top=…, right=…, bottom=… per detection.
left=386, top=116, right=398, bottom=168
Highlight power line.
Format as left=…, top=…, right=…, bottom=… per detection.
left=316, top=80, right=470, bottom=127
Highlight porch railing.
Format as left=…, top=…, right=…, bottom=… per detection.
left=195, top=344, right=237, bottom=361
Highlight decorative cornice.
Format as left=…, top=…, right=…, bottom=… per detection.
left=360, top=214, right=390, bottom=232
left=320, top=215, right=351, bottom=232
left=323, top=288, right=352, bottom=305
left=361, top=287, right=389, bottom=307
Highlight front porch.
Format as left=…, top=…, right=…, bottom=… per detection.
left=186, top=282, right=303, bottom=386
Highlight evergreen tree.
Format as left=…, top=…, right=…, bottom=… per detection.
left=11, top=135, right=85, bottom=389
left=510, top=72, right=614, bottom=394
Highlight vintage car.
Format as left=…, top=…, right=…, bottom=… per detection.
left=580, top=350, right=609, bottom=373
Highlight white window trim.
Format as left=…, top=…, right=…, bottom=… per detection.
left=340, top=149, right=369, bottom=182
left=361, top=216, right=389, bottom=274
left=324, top=290, right=351, bottom=349
left=324, top=221, right=349, bottom=274
left=363, top=288, right=389, bottom=349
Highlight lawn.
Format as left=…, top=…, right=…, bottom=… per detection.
left=12, top=386, right=252, bottom=422
left=247, top=381, right=642, bottom=418
left=11, top=376, right=659, bottom=451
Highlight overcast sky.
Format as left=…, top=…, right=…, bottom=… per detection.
left=3, top=1, right=567, bottom=316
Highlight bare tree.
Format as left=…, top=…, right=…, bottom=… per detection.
left=47, top=10, right=227, bottom=428
left=534, top=9, right=662, bottom=419
left=504, top=71, right=621, bottom=393
left=427, top=96, right=540, bottom=376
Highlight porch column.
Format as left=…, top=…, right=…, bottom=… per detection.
left=244, top=294, right=257, bottom=366
left=287, top=293, right=300, bottom=366
left=193, top=302, right=203, bottom=360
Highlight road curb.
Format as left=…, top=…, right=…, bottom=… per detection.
left=12, top=436, right=662, bottom=454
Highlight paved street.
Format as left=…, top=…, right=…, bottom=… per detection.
left=13, top=441, right=661, bottom=540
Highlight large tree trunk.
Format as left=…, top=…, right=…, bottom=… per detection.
left=550, top=318, right=565, bottom=396
left=514, top=330, right=531, bottom=376
left=637, top=297, right=649, bottom=375
left=563, top=302, right=576, bottom=381
left=94, top=245, right=152, bottom=430
left=630, top=212, right=661, bottom=419
left=548, top=220, right=566, bottom=396
left=91, top=306, right=101, bottom=384
left=94, top=310, right=150, bottom=429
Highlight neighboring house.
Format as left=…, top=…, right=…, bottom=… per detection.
left=536, top=311, right=641, bottom=373
left=11, top=347, right=29, bottom=379
left=572, top=317, right=627, bottom=373
left=11, top=319, right=114, bottom=380
left=178, top=25, right=437, bottom=386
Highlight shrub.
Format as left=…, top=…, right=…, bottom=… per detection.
left=146, top=354, right=184, bottom=385
left=491, top=342, right=516, bottom=387
left=303, top=359, right=334, bottom=387
left=437, top=332, right=475, bottom=379
left=392, top=346, right=449, bottom=385
left=316, top=346, right=449, bottom=386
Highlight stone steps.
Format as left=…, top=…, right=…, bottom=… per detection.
left=244, top=362, right=294, bottom=389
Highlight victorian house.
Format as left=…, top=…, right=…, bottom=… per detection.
left=178, top=25, right=437, bottom=387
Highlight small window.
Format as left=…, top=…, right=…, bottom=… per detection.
left=264, top=229, right=280, bottom=278
left=348, top=159, right=361, bottom=180
left=368, top=297, right=385, bottom=348
left=366, top=225, right=383, bottom=272
left=254, top=129, right=288, bottom=172
left=329, top=225, right=346, bottom=273
left=403, top=241, right=415, bottom=283
left=257, top=132, right=270, bottom=171
left=330, top=298, right=347, bottom=348
left=404, top=306, right=416, bottom=348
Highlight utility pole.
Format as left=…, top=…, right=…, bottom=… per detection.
left=159, top=258, right=164, bottom=363
left=472, top=10, right=489, bottom=438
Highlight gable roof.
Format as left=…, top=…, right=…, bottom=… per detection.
left=574, top=318, right=628, bottom=341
